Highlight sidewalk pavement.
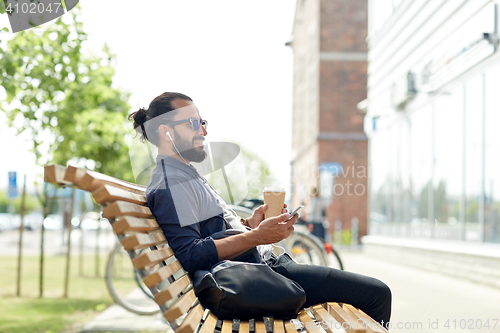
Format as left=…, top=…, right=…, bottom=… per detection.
left=80, top=302, right=173, bottom=333
left=81, top=250, right=500, bottom=333
left=340, top=250, right=500, bottom=333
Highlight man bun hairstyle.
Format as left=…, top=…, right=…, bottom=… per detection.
left=128, top=92, right=193, bottom=146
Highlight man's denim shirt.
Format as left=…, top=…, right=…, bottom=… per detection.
left=146, top=155, right=232, bottom=275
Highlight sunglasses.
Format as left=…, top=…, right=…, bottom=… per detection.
left=165, top=118, right=208, bottom=131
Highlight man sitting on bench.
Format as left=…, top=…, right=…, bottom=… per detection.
left=129, top=92, right=392, bottom=329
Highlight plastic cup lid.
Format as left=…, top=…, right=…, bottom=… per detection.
left=263, top=187, right=286, bottom=192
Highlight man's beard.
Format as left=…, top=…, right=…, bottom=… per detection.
left=173, top=129, right=207, bottom=163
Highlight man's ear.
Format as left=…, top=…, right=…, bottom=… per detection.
left=158, top=125, right=171, bottom=141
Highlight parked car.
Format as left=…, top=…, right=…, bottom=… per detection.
left=43, top=214, right=63, bottom=230
left=0, top=213, right=9, bottom=231
left=0, top=213, right=21, bottom=230
left=24, top=212, right=44, bottom=230
left=80, top=212, right=110, bottom=230
left=0, top=213, right=8, bottom=232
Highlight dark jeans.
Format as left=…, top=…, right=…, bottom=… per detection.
left=269, top=254, right=392, bottom=329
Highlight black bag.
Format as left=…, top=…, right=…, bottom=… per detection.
left=193, top=258, right=306, bottom=320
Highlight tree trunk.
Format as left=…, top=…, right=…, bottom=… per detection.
left=63, top=188, right=75, bottom=298
left=16, top=175, right=27, bottom=297
left=39, top=183, right=55, bottom=298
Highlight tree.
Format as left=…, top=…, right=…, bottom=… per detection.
left=205, top=143, right=277, bottom=204
left=418, top=181, right=429, bottom=220
left=0, top=6, right=133, bottom=297
left=0, top=7, right=133, bottom=181
left=0, top=1, right=9, bottom=33
left=240, top=146, right=277, bottom=198
left=434, top=180, right=449, bottom=223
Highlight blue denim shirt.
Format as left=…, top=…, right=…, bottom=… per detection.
left=146, top=155, right=232, bottom=274
left=146, top=155, right=272, bottom=277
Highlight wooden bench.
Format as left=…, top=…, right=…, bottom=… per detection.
left=44, top=164, right=388, bottom=333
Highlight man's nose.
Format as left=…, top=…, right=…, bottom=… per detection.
left=201, top=125, right=207, bottom=136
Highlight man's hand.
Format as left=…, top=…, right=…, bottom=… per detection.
left=245, top=203, right=288, bottom=229
left=215, top=206, right=296, bottom=261
left=250, top=211, right=298, bottom=245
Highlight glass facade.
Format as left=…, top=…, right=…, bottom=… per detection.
left=369, top=67, right=500, bottom=244
left=484, top=63, right=500, bottom=243
left=432, top=87, right=464, bottom=240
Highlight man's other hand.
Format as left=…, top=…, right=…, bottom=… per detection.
left=246, top=203, right=288, bottom=229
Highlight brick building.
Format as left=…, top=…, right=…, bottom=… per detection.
left=289, top=0, right=368, bottom=240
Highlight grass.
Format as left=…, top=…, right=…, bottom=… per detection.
left=0, top=297, right=105, bottom=333
left=0, top=254, right=137, bottom=333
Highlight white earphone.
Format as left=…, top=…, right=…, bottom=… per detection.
left=166, top=130, right=189, bottom=164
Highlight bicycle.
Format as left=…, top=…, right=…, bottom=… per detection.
left=104, top=205, right=344, bottom=315
left=105, top=242, right=161, bottom=315
left=228, top=205, right=344, bottom=270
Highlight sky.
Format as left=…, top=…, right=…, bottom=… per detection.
left=0, top=1, right=297, bottom=196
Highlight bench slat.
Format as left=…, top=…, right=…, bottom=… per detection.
left=221, top=320, right=233, bottom=333
left=199, top=313, right=218, bottom=333
left=64, top=165, right=88, bottom=184
left=121, top=233, right=166, bottom=251
left=255, top=321, right=267, bottom=333
left=298, top=310, right=323, bottom=333
left=154, top=275, right=191, bottom=305
left=327, top=303, right=365, bottom=333
left=111, top=216, right=159, bottom=235
left=311, top=305, right=346, bottom=333
left=239, top=320, right=249, bottom=333
left=103, top=201, right=152, bottom=219
left=343, top=304, right=386, bottom=333
left=44, top=165, right=72, bottom=186
left=77, top=170, right=146, bottom=194
left=92, top=184, right=147, bottom=205
left=132, top=247, right=175, bottom=270
left=176, top=303, right=205, bottom=333
left=274, top=320, right=285, bottom=333
left=164, top=289, right=197, bottom=322
left=284, top=319, right=299, bottom=333
left=143, top=260, right=183, bottom=288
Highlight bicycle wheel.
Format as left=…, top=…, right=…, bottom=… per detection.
left=328, top=244, right=344, bottom=271
left=280, top=231, right=329, bottom=267
left=105, top=243, right=160, bottom=315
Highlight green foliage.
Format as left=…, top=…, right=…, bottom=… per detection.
left=0, top=0, right=9, bottom=34
left=371, top=184, right=388, bottom=217
left=0, top=190, right=8, bottom=212
left=434, top=180, right=449, bottom=223
left=418, top=181, right=429, bottom=219
left=0, top=190, right=41, bottom=214
left=0, top=7, right=134, bottom=181
left=239, top=145, right=277, bottom=198
left=331, top=229, right=352, bottom=245
left=204, top=144, right=277, bottom=204
left=465, top=198, right=479, bottom=223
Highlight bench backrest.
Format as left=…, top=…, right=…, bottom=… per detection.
left=44, top=165, right=204, bottom=333
left=44, top=164, right=385, bottom=333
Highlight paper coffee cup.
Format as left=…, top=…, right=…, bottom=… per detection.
left=263, top=187, right=286, bottom=219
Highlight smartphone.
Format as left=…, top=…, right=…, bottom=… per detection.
left=286, top=205, right=304, bottom=221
